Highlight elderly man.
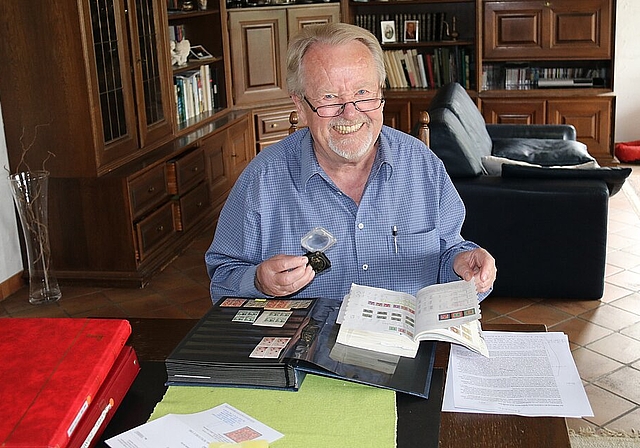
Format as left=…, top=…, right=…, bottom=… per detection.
left=205, top=23, right=496, bottom=303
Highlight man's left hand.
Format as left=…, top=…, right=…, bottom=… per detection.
left=453, top=248, right=497, bottom=293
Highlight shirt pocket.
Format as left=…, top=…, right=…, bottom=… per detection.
left=388, top=228, right=441, bottom=284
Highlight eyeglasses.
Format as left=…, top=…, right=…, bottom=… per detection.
left=303, top=96, right=385, bottom=118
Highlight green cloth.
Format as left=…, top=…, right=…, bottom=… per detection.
left=150, top=375, right=397, bottom=448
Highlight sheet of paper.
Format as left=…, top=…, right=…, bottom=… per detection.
left=106, top=403, right=284, bottom=447
left=442, top=331, right=593, bottom=417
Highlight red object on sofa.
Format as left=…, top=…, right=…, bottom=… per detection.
left=615, top=140, right=640, bottom=162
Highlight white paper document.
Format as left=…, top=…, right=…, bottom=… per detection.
left=442, top=331, right=593, bottom=417
left=106, top=403, right=284, bottom=447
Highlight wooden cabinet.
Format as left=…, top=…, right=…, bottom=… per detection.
left=40, top=112, right=252, bottom=287
left=483, top=0, right=612, bottom=60
left=254, top=104, right=297, bottom=152
left=547, top=97, right=613, bottom=163
left=0, top=0, right=256, bottom=286
left=339, top=0, right=616, bottom=163
left=229, top=4, right=340, bottom=107
left=478, top=0, right=616, bottom=162
left=228, top=8, right=288, bottom=106
left=344, top=0, right=478, bottom=92
left=0, top=0, right=174, bottom=177
left=481, top=94, right=614, bottom=164
left=481, top=98, right=546, bottom=125
left=168, top=7, right=232, bottom=131
left=203, top=113, right=255, bottom=215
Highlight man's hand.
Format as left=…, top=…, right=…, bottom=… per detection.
left=453, top=248, right=497, bottom=293
left=255, top=254, right=315, bottom=297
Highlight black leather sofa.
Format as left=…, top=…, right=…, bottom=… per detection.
left=424, top=82, right=631, bottom=299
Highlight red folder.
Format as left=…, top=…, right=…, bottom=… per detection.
left=0, top=318, right=131, bottom=448
left=68, top=346, right=140, bottom=448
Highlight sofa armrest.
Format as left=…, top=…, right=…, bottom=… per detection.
left=454, top=176, right=608, bottom=299
left=486, top=124, right=577, bottom=141
left=501, top=164, right=631, bottom=196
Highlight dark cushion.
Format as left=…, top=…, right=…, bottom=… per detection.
left=501, top=164, right=632, bottom=196
left=428, top=108, right=487, bottom=177
left=428, top=82, right=492, bottom=177
left=492, top=138, right=595, bottom=166
left=429, top=82, right=493, bottom=155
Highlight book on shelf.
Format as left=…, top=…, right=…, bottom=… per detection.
left=355, top=11, right=449, bottom=43
left=416, top=51, right=429, bottom=88
left=174, top=64, right=218, bottom=123
left=425, top=53, right=436, bottom=88
left=383, top=48, right=469, bottom=89
left=336, top=280, right=488, bottom=358
left=165, top=297, right=437, bottom=398
left=168, top=24, right=186, bottom=42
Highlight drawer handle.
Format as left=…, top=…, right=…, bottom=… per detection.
left=192, top=166, right=199, bottom=172
left=270, top=123, right=278, bottom=128
left=544, top=1, right=551, bottom=6
left=148, top=186, right=155, bottom=193
left=231, top=153, right=238, bottom=158
left=197, top=201, right=203, bottom=207
left=156, top=225, right=164, bottom=232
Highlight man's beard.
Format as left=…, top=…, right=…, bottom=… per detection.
left=327, top=120, right=376, bottom=161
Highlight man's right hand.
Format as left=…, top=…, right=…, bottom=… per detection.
left=255, top=254, right=315, bottom=297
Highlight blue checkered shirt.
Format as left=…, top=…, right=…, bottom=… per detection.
left=206, top=126, right=484, bottom=303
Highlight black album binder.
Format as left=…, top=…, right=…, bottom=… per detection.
left=165, top=297, right=436, bottom=398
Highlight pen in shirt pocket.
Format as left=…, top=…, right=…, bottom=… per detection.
left=392, top=225, right=398, bottom=254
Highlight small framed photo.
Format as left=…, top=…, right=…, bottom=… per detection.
left=404, top=20, right=419, bottom=42
left=381, top=20, right=396, bottom=44
left=189, top=45, right=213, bottom=60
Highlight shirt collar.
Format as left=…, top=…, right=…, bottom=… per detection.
left=299, top=127, right=395, bottom=189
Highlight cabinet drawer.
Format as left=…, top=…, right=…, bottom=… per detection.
left=129, top=165, right=170, bottom=219
left=255, top=109, right=295, bottom=141
left=167, top=148, right=206, bottom=195
left=135, top=202, right=178, bottom=261
left=177, top=181, right=211, bottom=231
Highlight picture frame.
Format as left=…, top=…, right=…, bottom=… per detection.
left=404, top=20, right=419, bottom=43
left=189, top=45, right=213, bottom=60
left=381, top=20, right=396, bottom=44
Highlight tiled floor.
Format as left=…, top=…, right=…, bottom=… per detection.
left=2, top=168, right=640, bottom=433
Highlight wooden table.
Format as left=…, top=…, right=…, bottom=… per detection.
left=97, top=319, right=570, bottom=448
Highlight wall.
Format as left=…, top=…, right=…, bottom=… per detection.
left=0, top=2, right=639, bottom=286
left=0, top=103, right=23, bottom=288
left=614, top=0, right=640, bottom=142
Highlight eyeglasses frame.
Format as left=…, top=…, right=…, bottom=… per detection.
left=303, top=96, right=385, bottom=118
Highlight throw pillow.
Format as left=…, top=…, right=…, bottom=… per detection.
left=492, top=138, right=595, bottom=166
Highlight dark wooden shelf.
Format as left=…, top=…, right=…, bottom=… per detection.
left=382, top=39, right=473, bottom=49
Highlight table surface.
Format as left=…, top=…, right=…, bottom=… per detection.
left=98, top=319, right=570, bottom=448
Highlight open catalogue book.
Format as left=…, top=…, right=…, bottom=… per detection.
left=337, top=280, right=489, bottom=358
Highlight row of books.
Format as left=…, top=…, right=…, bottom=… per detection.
left=481, top=64, right=609, bottom=90
left=355, top=12, right=448, bottom=43
left=168, top=24, right=187, bottom=42
left=384, top=47, right=472, bottom=90
left=174, top=64, right=219, bottom=124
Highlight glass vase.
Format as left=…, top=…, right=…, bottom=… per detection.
left=9, top=171, right=62, bottom=305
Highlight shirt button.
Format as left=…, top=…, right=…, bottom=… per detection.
left=362, top=264, right=368, bottom=271
left=357, top=223, right=364, bottom=230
